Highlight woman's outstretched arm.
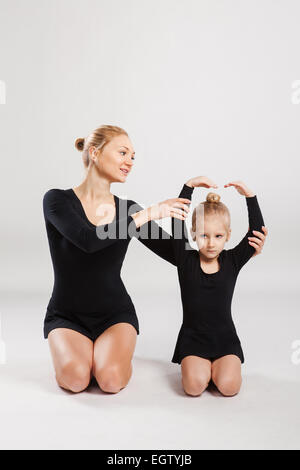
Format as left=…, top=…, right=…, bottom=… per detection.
left=128, top=195, right=191, bottom=266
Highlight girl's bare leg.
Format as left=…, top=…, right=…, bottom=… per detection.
left=211, top=354, right=242, bottom=396
left=92, top=322, right=137, bottom=394
left=181, top=355, right=212, bottom=396
left=47, top=328, right=94, bottom=393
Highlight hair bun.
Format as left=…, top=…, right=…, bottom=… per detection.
left=75, top=137, right=85, bottom=151
left=206, top=192, right=220, bottom=203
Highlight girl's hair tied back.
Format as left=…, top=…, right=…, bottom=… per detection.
left=206, top=192, right=220, bottom=203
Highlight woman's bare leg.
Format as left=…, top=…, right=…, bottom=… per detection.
left=181, top=355, right=212, bottom=396
left=92, top=322, right=137, bottom=394
left=48, top=328, right=94, bottom=393
left=211, top=354, right=242, bottom=396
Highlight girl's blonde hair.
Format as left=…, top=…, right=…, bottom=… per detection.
left=191, top=192, right=231, bottom=238
left=75, top=124, right=128, bottom=168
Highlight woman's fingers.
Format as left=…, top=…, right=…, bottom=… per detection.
left=170, top=211, right=187, bottom=220
left=248, top=226, right=268, bottom=256
left=171, top=212, right=187, bottom=220
left=248, top=236, right=262, bottom=245
left=177, top=198, right=192, bottom=204
left=172, top=201, right=190, bottom=213
left=170, top=207, right=189, bottom=218
left=249, top=240, right=261, bottom=250
left=251, top=230, right=265, bottom=240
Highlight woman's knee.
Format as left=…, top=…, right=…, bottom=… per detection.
left=56, top=360, right=92, bottom=393
left=94, top=363, right=132, bottom=394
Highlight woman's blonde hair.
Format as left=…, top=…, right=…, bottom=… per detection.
left=191, top=192, right=231, bottom=239
left=75, top=124, right=128, bottom=168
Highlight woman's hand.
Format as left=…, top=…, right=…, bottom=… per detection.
left=131, top=197, right=191, bottom=227
left=149, top=198, right=192, bottom=221
left=248, top=226, right=268, bottom=257
left=186, top=176, right=218, bottom=189
left=224, top=180, right=255, bottom=198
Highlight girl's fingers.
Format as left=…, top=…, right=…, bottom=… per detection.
left=224, top=181, right=243, bottom=187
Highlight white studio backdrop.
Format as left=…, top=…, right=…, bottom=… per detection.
left=0, top=0, right=299, bottom=298
left=0, top=3, right=300, bottom=451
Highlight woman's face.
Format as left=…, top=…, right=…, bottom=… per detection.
left=91, top=134, right=135, bottom=183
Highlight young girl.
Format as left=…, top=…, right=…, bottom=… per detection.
left=170, top=176, right=265, bottom=397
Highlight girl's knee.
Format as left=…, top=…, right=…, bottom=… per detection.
left=56, top=360, right=92, bottom=393
left=182, top=376, right=210, bottom=396
left=213, top=376, right=241, bottom=396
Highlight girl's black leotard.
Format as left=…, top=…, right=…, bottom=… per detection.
left=42, top=188, right=177, bottom=341
left=171, top=184, right=265, bottom=364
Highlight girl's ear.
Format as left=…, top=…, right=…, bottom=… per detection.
left=226, top=228, right=231, bottom=242
left=190, top=226, right=196, bottom=241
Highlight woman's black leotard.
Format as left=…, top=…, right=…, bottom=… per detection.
left=171, top=184, right=265, bottom=364
left=42, top=188, right=176, bottom=341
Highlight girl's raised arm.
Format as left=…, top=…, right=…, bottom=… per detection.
left=228, top=194, right=265, bottom=271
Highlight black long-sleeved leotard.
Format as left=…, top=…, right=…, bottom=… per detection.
left=42, top=188, right=176, bottom=341
left=171, top=184, right=265, bottom=364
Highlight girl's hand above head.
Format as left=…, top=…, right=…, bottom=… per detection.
left=186, top=176, right=218, bottom=189
left=248, top=226, right=268, bottom=257
left=224, top=181, right=255, bottom=198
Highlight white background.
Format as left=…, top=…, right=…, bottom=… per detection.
left=0, top=0, right=299, bottom=450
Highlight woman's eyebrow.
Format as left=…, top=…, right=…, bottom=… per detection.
left=120, top=146, right=135, bottom=154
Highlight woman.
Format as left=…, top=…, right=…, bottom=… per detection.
left=42, top=124, right=268, bottom=394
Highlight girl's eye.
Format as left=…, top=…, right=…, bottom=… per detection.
left=120, top=151, right=126, bottom=156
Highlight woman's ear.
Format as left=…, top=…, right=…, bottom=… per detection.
left=89, top=145, right=98, bottom=159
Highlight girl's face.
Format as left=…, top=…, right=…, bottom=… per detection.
left=191, top=215, right=231, bottom=258
left=91, top=134, right=135, bottom=183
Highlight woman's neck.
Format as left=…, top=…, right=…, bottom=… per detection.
left=75, top=170, right=113, bottom=203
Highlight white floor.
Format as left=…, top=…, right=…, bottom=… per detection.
left=0, top=290, right=299, bottom=450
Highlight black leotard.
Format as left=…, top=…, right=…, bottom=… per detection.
left=42, top=188, right=176, bottom=341
left=171, top=184, right=265, bottom=364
